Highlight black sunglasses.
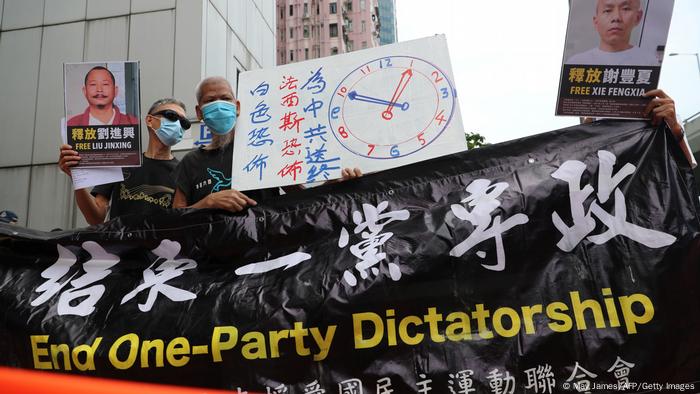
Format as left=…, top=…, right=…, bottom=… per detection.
left=151, top=110, right=191, bottom=130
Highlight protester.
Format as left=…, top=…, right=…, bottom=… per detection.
left=643, top=89, right=697, bottom=168
left=67, top=66, right=139, bottom=126
left=173, top=76, right=362, bottom=212
left=583, top=89, right=697, bottom=168
left=567, top=0, right=658, bottom=66
left=59, top=98, right=190, bottom=225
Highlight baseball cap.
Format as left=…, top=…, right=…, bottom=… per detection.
left=0, top=210, right=18, bottom=224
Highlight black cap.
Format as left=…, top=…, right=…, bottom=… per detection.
left=0, top=210, right=18, bottom=224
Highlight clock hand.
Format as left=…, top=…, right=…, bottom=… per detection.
left=382, top=68, right=413, bottom=120
left=348, top=90, right=409, bottom=110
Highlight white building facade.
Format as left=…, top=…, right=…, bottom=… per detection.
left=0, top=0, right=276, bottom=230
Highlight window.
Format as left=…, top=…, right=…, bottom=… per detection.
left=347, top=40, right=353, bottom=51
left=329, top=2, right=337, bottom=14
left=305, top=48, right=309, bottom=59
left=361, top=20, right=366, bottom=32
left=360, top=0, right=366, bottom=11
left=280, top=6, right=284, bottom=18
left=303, top=3, right=308, bottom=16
left=331, top=47, right=338, bottom=55
left=346, top=0, right=353, bottom=11
left=362, top=41, right=367, bottom=48
left=329, top=23, right=338, bottom=37
left=347, top=19, right=353, bottom=32
left=289, top=4, right=293, bottom=16
left=304, top=25, right=310, bottom=38
left=289, top=27, right=294, bottom=38
left=317, top=2, right=320, bottom=14
left=290, top=50, right=294, bottom=61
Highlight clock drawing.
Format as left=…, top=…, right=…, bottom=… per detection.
left=328, top=56, right=456, bottom=159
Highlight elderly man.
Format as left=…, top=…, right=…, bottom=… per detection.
left=173, top=76, right=361, bottom=211
left=68, top=66, right=139, bottom=126
left=60, top=98, right=190, bottom=225
left=567, top=0, right=658, bottom=66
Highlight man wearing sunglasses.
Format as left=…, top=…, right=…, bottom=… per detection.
left=59, top=98, right=190, bottom=225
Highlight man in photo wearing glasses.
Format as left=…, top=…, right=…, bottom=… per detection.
left=59, top=98, right=191, bottom=225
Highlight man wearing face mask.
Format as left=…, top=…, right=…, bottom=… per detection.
left=173, top=77, right=275, bottom=211
left=173, top=76, right=362, bottom=212
left=59, top=98, right=190, bottom=225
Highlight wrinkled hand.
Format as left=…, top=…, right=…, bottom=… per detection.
left=644, top=89, right=683, bottom=140
left=340, top=167, right=363, bottom=181
left=203, top=189, right=257, bottom=212
left=58, top=144, right=81, bottom=177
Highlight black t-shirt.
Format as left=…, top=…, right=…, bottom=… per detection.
left=91, top=155, right=178, bottom=220
left=175, top=143, right=278, bottom=205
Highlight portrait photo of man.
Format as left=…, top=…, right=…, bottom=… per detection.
left=564, top=0, right=672, bottom=66
left=65, top=63, right=140, bottom=126
left=64, top=61, right=142, bottom=167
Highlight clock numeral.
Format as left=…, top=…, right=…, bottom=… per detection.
left=435, top=109, right=447, bottom=125
left=379, top=57, right=392, bottom=68
left=417, top=133, right=426, bottom=146
left=431, top=70, right=443, bottom=83
left=390, top=145, right=400, bottom=157
left=331, top=106, right=341, bottom=119
left=360, top=65, right=371, bottom=74
left=337, top=86, right=348, bottom=98
left=441, top=87, right=449, bottom=99
left=338, top=126, right=349, bottom=138
left=367, top=144, right=375, bottom=155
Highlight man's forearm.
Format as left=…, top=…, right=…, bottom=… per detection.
left=74, top=189, right=107, bottom=225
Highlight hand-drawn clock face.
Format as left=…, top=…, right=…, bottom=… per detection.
left=328, top=56, right=456, bottom=159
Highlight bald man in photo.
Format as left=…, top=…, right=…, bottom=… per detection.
left=567, top=0, right=659, bottom=66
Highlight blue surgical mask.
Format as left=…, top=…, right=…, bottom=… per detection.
left=201, top=100, right=237, bottom=135
left=154, top=117, right=184, bottom=146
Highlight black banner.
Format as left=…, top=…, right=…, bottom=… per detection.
left=1, top=121, right=699, bottom=393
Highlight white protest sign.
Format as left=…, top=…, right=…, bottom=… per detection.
left=232, top=35, right=466, bottom=191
